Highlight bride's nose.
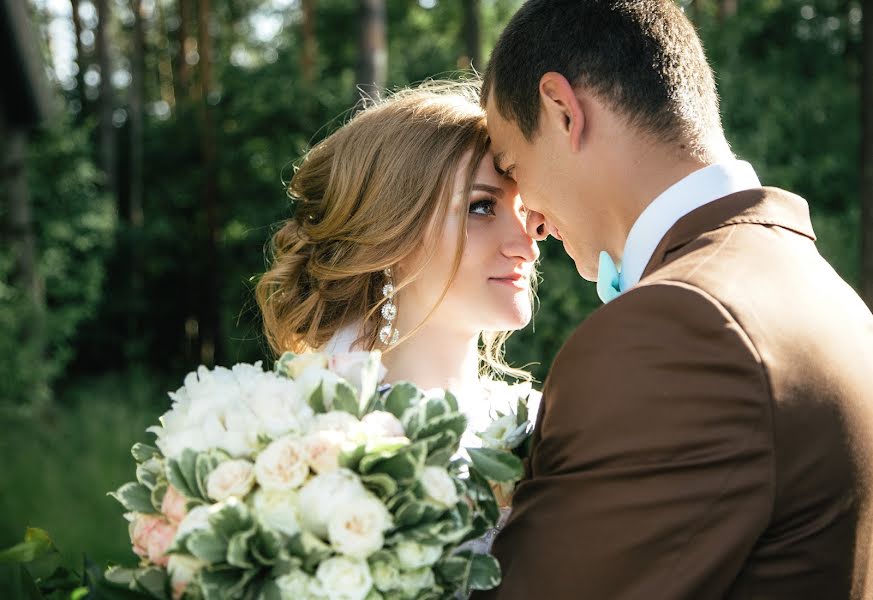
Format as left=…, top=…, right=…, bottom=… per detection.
left=502, top=209, right=540, bottom=263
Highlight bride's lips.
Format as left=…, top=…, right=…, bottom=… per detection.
left=489, top=272, right=529, bottom=289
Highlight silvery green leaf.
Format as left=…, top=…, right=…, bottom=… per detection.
left=384, top=383, right=421, bottom=420
left=274, top=351, right=300, bottom=378
left=131, top=566, right=169, bottom=598
left=195, top=451, right=225, bottom=500
left=423, top=396, right=450, bottom=421
left=332, top=380, right=360, bottom=417
left=467, top=467, right=499, bottom=527
left=516, top=395, right=529, bottom=426
left=150, top=481, right=168, bottom=513
left=501, top=423, right=531, bottom=451
left=418, top=430, right=459, bottom=458
left=109, top=482, right=159, bottom=514
left=394, top=500, right=427, bottom=528
left=362, top=442, right=426, bottom=484
left=443, top=391, right=458, bottom=413
left=227, top=528, right=257, bottom=569
left=467, top=553, right=501, bottom=591
left=251, top=528, right=282, bottom=565
left=361, top=473, right=398, bottom=499
left=308, top=381, right=327, bottom=414
left=135, top=461, right=160, bottom=490
left=414, top=413, right=467, bottom=444
left=187, top=529, right=228, bottom=563
left=209, top=498, right=253, bottom=540
left=287, top=531, right=332, bottom=573
left=339, top=443, right=367, bottom=471
left=434, top=556, right=470, bottom=586
left=166, top=459, right=196, bottom=499
left=386, top=489, right=417, bottom=513
left=467, top=448, right=524, bottom=483
left=131, top=443, right=161, bottom=464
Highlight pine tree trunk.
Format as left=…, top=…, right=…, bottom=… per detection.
left=198, top=0, right=220, bottom=366
left=176, top=0, right=193, bottom=100
left=861, top=0, right=873, bottom=307
left=356, top=0, right=387, bottom=101
left=301, top=0, right=317, bottom=85
left=718, top=0, right=738, bottom=22
left=95, top=0, right=116, bottom=199
left=70, top=0, right=88, bottom=112
left=130, top=0, right=145, bottom=228
left=462, top=0, right=481, bottom=70
left=156, top=0, right=177, bottom=108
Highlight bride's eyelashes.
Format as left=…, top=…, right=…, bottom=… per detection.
left=469, top=197, right=497, bottom=217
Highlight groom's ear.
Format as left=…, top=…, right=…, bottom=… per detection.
left=539, top=72, right=585, bottom=153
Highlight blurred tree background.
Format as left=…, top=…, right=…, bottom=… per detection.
left=0, top=0, right=870, bottom=571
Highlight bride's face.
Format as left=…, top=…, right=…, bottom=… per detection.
left=398, top=150, right=539, bottom=337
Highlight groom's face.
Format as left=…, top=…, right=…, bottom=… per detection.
left=485, top=94, right=601, bottom=281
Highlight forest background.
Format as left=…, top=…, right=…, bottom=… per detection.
left=2, top=0, right=872, bottom=571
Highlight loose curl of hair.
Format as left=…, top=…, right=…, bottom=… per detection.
left=256, top=81, right=533, bottom=381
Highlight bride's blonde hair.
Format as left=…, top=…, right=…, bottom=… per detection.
left=256, top=81, right=531, bottom=380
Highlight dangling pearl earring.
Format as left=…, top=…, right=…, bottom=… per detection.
left=378, top=268, right=400, bottom=345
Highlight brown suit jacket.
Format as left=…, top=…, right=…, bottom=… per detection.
left=473, top=188, right=873, bottom=599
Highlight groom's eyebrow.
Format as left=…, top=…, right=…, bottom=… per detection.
left=472, top=183, right=504, bottom=197
left=492, top=152, right=507, bottom=175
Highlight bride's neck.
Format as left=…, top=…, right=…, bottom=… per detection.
left=381, top=324, right=479, bottom=392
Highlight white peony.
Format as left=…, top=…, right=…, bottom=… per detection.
left=420, top=466, right=459, bottom=508
left=395, top=540, right=442, bottom=570
left=276, top=569, right=317, bottom=600
left=327, top=495, right=393, bottom=559
left=298, top=469, right=369, bottom=538
left=253, top=488, right=301, bottom=537
left=313, top=556, right=373, bottom=600
left=311, top=411, right=361, bottom=436
left=359, top=411, right=405, bottom=440
left=206, top=459, right=255, bottom=501
left=147, top=363, right=313, bottom=460
left=255, top=436, right=310, bottom=491
left=303, top=430, right=347, bottom=474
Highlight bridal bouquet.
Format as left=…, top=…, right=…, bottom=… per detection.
left=107, top=351, right=527, bottom=600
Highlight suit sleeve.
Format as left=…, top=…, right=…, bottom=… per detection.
left=472, top=281, right=774, bottom=600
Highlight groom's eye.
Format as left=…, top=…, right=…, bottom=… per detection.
left=469, top=198, right=497, bottom=217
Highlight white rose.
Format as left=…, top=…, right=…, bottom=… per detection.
left=298, top=469, right=369, bottom=538
left=312, top=411, right=361, bottom=435
left=395, top=540, right=442, bottom=570
left=206, top=459, right=255, bottom=501
left=398, top=567, right=435, bottom=597
left=313, top=556, right=373, bottom=600
left=369, top=554, right=401, bottom=592
left=303, top=430, right=348, bottom=474
left=327, top=495, right=393, bottom=559
left=359, top=411, right=405, bottom=440
left=253, top=489, right=301, bottom=537
left=174, top=505, right=210, bottom=540
left=276, top=569, right=317, bottom=600
left=478, top=414, right=521, bottom=450
left=167, top=554, right=206, bottom=600
left=255, top=436, right=310, bottom=491
left=420, top=466, right=459, bottom=508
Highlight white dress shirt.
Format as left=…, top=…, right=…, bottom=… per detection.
left=618, top=160, right=761, bottom=292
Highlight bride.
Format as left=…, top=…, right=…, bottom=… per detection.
left=255, top=82, right=540, bottom=551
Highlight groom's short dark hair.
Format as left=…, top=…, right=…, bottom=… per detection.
left=482, top=0, right=723, bottom=149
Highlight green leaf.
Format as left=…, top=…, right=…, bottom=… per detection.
left=361, top=442, right=426, bottom=484
left=251, top=528, right=282, bottom=565
left=195, top=451, right=225, bottom=500
left=286, top=531, right=332, bottom=573
left=361, top=473, right=398, bottom=499
left=467, top=448, right=524, bottom=483
left=227, top=528, right=257, bottom=569
left=516, top=395, right=529, bottom=426
left=149, top=482, right=168, bottom=513
left=131, top=443, right=161, bottom=464
left=109, top=482, right=159, bottom=514
left=443, top=391, right=459, bottom=413
left=332, top=380, right=360, bottom=417
left=467, top=553, right=501, bottom=591
left=186, top=530, right=228, bottom=564
left=338, top=443, right=367, bottom=471
left=384, top=383, right=421, bottom=419
left=435, top=556, right=470, bottom=586
left=209, top=498, right=253, bottom=540
left=0, top=528, right=56, bottom=564
left=467, top=467, right=500, bottom=528
left=415, top=413, right=467, bottom=443
left=178, top=449, right=200, bottom=496
left=165, top=460, right=196, bottom=500
left=308, top=381, right=327, bottom=414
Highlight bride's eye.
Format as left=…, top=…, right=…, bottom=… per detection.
left=469, top=198, right=497, bottom=217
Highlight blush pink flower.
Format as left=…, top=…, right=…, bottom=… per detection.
left=161, top=485, right=188, bottom=525
left=130, top=514, right=177, bottom=567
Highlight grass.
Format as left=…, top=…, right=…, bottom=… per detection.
left=0, top=370, right=174, bottom=570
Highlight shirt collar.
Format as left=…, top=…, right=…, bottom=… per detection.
left=618, top=160, right=761, bottom=291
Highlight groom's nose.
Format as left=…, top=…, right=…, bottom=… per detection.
left=525, top=209, right=550, bottom=241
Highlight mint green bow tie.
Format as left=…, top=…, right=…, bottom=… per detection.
left=597, top=251, right=623, bottom=304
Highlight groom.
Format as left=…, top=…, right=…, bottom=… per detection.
left=475, top=1, right=873, bottom=599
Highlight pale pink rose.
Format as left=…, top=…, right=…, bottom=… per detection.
left=130, top=514, right=177, bottom=567
left=161, top=485, right=188, bottom=524
left=303, top=430, right=347, bottom=474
